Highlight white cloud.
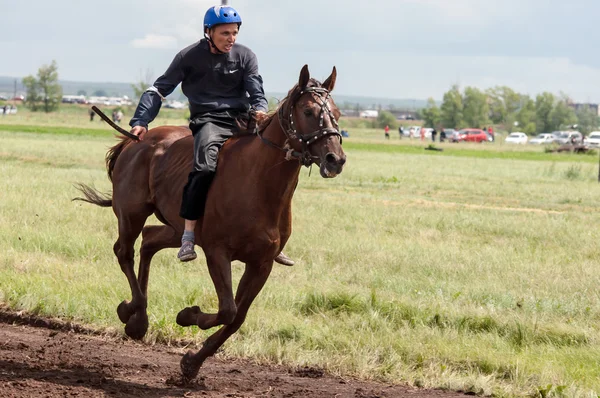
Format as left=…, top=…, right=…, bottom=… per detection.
left=2, top=0, right=600, bottom=101
left=131, top=34, right=178, bottom=49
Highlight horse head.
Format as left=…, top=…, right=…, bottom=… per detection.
left=277, top=65, right=347, bottom=178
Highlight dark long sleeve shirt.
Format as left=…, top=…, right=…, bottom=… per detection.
left=130, top=39, right=268, bottom=128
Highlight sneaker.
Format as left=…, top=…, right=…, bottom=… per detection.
left=274, top=251, right=295, bottom=266
left=178, top=241, right=197, bottom=262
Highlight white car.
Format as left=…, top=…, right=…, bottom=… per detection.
left=402, top=125, right=421, bottom=138
left=529, top=133, right=556, bottom=145
left=505, top=132, right=528, bottom=144
left=586, top=131, right=600, bottom=148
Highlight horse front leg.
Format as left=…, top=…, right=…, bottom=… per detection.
left=180, top=259, right=273, bottom=381
left=176, top=249, right=237, bottom=330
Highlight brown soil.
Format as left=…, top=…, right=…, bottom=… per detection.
left=0, top=309, right=469, bottom=398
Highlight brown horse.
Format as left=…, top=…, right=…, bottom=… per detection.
left=75, top=65, right=346, bottom=380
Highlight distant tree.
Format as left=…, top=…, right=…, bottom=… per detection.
left=486, top=86, right=521, bottom=131
left=462, top=87, right=490, bottom=128
left=535, top=92, right=555, bottom=133
left=516, top=96, right=536, bottom=134
left=440, top=85, right=463, bottom=129
left=420, top=98, right=440, bottom=128
left=22, top=76, right=41, bottom=111
left=376, top=110, right=397, bottom=129
left=549, top=95, right=577, bottom=131
left=131, top=82, right=146, bottom=100
left=267, top=97, right=279, bottom=112
left=77, top=90, right=87, bottom=96
left=575, top=105, right=599, bottom=134
left=131, top=69, right=155, bottom=100
left=22, top=60, right=62, bottom=113
left=92, top=89, right=108, bottom=97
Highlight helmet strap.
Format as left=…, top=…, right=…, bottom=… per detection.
left=204, top=30, right=226, bottom=54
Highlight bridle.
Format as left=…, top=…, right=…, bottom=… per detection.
left=257, top=86, right=342, bottom=167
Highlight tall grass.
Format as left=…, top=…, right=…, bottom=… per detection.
left=1, top=126, right=600, bottom=397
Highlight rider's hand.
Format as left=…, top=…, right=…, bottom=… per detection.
left=130, top=125, right=148, bottom=141
left=254, top=110, right=268, bottom=126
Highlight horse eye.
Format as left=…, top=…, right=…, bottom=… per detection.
left=303, top=109, right=313, bottom=117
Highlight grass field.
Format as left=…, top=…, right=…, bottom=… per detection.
left=1, top=106, right=600, bottom=397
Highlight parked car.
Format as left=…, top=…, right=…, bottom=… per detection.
left=505, top=132, right=528, bottom=144
left=402, top=125, right=421, bottom=138
left=553, top=131, right=583, bottom=145
left=451, top=128, right=489, bottom=143
left=528, top=133, right=557, bottom=145
left=440, top=128, right=457, bottom=142
left=585, top=131, right=600, bottom=148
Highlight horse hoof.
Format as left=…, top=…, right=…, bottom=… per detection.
left=176, top=306, right=202, bottom=327
left=117, top=300, right=133, bottom=324
left=124, top=311, right=149, bottom=340
left=180, top=350, right=201, bottom=381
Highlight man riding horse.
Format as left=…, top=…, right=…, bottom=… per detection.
left=128, top=5, right=295, bottom=266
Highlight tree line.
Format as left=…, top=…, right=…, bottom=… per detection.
left=22, top=61, right=62, bottom=113
left=420, top=85, right=600, bottom=135
left=18, top=62, right=600, bottom=136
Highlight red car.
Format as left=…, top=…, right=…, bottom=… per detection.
left=450, top=128, right=489, bottom=143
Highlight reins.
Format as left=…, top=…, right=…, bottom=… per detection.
left=256, top=86, right=342, bottom=167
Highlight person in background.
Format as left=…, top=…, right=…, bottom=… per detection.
left=384, top=125, right=390, bottom=139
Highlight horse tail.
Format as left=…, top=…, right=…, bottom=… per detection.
left=72, top=183, right=112, bottom=207
left=73, top=137, right=132, bottom=207
left=106, top=136, right=130, bottom=182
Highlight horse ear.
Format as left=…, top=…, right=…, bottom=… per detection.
left=299, top=64, right=310, bottom=89
left=322, top=66, right=337, bottom=92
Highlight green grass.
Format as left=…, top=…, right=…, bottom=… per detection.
left=2, top=112, right=600, bottom=397
left=343, top=141, right=599, bottom=163
left=0, top=123, right=115, bottom=137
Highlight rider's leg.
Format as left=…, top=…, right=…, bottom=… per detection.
left=178, top=118, right=234, bottom=261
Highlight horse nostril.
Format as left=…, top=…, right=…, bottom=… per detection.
left=325, top=153, right=338, bottom=165
left=338, top=156, right=346, bottom=166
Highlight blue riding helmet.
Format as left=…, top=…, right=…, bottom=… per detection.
left=204, top=6, right=242, bottom=30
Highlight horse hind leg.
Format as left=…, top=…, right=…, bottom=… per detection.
left=176, top=249, right=237, bottom=330
left=113, top=208, right=153, bottom=340
left=137, top=225, right=180, bottom=296
left=180, top=260, right=273, bottom=380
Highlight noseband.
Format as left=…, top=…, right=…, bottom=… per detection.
left=258, top=86, right=342, bottom=167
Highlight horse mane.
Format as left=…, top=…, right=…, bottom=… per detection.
left=106, top=136, right=130, bottom=182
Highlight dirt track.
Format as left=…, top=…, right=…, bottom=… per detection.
left=0, top=310, right=468, bottom=398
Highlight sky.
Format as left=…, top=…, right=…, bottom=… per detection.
left=2, top=0, right=600, bottom=102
